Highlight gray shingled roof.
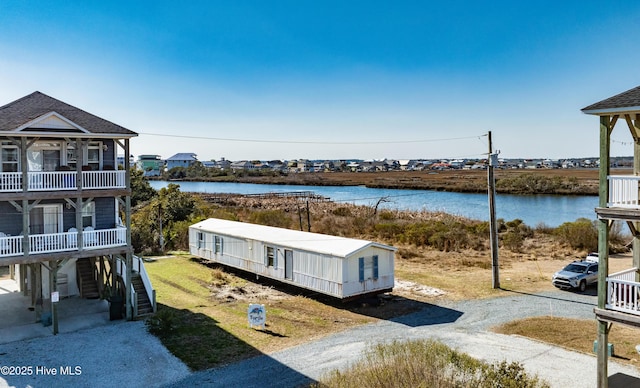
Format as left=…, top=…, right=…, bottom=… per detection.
left=582, top=85, right=640, bottom=115
left=0, top=91, right=136, bottom=136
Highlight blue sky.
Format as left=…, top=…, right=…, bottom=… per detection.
left=1, top=1, right=640, bottom=161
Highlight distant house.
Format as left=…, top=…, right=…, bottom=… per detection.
left=398, top=159, right=418, bottom=171
left=230, top=160, right=254, bottom=171
left=136, top=154, right=164, bottom=176
left=201, top=160, right=216, bottom=168
left=166, top=153, right=198, bottom=170
left=215, top=158, right=231, bottom=170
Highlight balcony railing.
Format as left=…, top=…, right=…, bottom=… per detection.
left=606, top=267, right=640, bottom=316
left=0, top=227, right=127, bottom=257
left=0, top=170, right=126, bottom=193
left=608, top=175, right=640, bottom=208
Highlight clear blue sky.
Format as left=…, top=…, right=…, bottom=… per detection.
left=1, top=1, right=639, bottom=161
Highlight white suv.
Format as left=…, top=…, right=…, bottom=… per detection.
left=552, top=260, right=598, bottom=292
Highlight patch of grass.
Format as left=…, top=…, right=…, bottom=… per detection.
left=494, top=316, right=640, bottom=366
left=313, top=339, right=549, bottom=388
left=144, top=256, right=376, bottom=370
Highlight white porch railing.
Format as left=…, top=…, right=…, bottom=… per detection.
left=0, top=172, right=22, bottom=192
left=606, top=267, right=640, bottom=316
left=82, top=170, right=126, bottom=189
left=0, top=170, right=126, bottom=192
left=608, top=175, right=640, bottom=208
left=28, top=172, right=77, bottom=191
left=0, top=227, right=127, bottom=257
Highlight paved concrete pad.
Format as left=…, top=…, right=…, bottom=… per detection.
left=0, top=278, right=111, bottom=344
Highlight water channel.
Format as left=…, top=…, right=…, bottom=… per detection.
left=149, top=180, right=598, bottom=227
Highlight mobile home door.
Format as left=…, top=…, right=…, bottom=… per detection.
left=285, top=249, right=293, bottom=280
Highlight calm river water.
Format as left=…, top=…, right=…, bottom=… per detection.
left=149, top=181, right=598, bottom=227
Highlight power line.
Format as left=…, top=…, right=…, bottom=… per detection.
left=138, top=131, right=486, bottom=145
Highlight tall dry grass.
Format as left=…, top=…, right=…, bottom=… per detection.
left=313, top=339, right=549, bottom=388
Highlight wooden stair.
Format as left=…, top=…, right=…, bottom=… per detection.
left=77, top=259, right=100, bottom=299
left=132, top=273, right=153, bottom=317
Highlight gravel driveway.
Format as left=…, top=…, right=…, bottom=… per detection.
left=2, top=290, right=639, bottom=388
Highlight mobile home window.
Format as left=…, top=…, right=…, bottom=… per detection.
left=358, top=255, right=379, bottom=282
left=196, top=232, right=205, bottom=249
left=214, top=235, right=223, bottom=253
left=265, top=246, right=276, bottom=267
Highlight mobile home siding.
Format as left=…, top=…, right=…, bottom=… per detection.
left=189, top=218, right=395, bottom=299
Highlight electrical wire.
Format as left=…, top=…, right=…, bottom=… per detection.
left=137, top=131, right=486, bottom=145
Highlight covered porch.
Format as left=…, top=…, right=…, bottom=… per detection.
left=0, top=276, right=109, bottom=344
left=582, top=85, right=640, bottom=387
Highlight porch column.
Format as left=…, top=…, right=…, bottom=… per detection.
left=76, top=138, right=84, bottom=250
left=597, top=115, right=612, bottom=388
left=124, top=138, right=133, bottom=321
left=34, top=263, right=42, bottom=322
left=19, top=264, right=26, bottom=295
left=125, top=251, right=132, bottom=320
left=49, top=260, right=59, bottom=335
left=634, top=114, right=640, bottom=280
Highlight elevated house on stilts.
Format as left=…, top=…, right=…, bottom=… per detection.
left=582, top=85, right=640, bottom=387
left=0, top=92, right=155, bottom=332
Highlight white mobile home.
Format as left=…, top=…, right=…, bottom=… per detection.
left=189, top=218, right=396, bottom=299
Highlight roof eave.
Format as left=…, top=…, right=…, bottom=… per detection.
left=0, top=131, right=138, bottom=139
left=582, top=106, right=640, bottom=116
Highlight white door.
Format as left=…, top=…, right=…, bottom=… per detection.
left=30, top=204, right=62, bottom=234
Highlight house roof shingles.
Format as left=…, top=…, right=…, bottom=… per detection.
left=0, top=91, right=136, bottom=136
left=582, top=85, right=640, bottom=115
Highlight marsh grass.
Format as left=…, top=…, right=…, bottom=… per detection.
left=313, top=339, right=549, bottom=388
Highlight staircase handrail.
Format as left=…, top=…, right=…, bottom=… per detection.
left=133, top=255, right=156, bottom=313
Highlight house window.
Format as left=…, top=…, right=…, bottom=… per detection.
left=214, top=235, right=223, bottom=253
left=87, top=142, right=102, bottom=170
left=65, top=141, right=102, bottom=170
left=66, top=145, right=77, bottom=169
left=82, top=201, right=95, bottom=228
left=196, top=232, right=205, bottom=249
left=1, top=143, right=19, bottom=172
left=265, top=246, right=276, bottom=267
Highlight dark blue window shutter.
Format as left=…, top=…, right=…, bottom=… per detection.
left=373, top=255, right=379, bottom=280
left=358, top=257, right=365, bottom=282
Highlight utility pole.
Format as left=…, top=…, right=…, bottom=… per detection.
left=158, top=202, right=164, bottom=253
left=488, top=131, right=500, bottom=289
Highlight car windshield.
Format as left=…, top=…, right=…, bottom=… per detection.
left=563, top=264, right=588, bottom=273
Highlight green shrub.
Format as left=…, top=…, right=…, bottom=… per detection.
left=332, top=206, right=353, bottom=217
left=146, top=308, right=178, bottom=338
left=554, top=218, right=597, bottom=251
left=373, top=222, right=404, bottom=240
left=502, top=230, right=525, bottom=252
left=378, top=210, right=396, bottom=221
left=248, top=210, right=291, bottom=228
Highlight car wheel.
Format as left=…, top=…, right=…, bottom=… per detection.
left=579, top=281, right=586, bottom=292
